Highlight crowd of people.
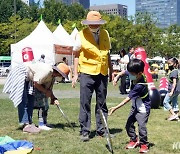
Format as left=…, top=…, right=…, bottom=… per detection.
left=3, top=11, right=180, bottom=153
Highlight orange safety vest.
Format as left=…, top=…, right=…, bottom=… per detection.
left=78, top=28, right=111, bottom=76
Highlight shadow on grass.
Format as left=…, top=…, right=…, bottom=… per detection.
left=16, top=127, right=23, bottom=131
left=89, top=128, right=123, bottom=138
left=109, top=128, right=123, bottom=134
left=50, top=122, right=79, bottom=130
left=149, top=142, right=155, bottom=148
left=15, top=122, right=79, bottom=132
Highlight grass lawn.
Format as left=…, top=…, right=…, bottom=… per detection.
left=0, top=82, right=180, bottom=154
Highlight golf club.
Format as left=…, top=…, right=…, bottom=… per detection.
left=56, top=104, right=75, bottom=131
left=98, top=104, right=114, bottom=154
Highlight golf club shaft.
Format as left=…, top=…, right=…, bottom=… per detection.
left=98, top=104, right=113, bottom=153
left=56, top=104, right=75, bottom=131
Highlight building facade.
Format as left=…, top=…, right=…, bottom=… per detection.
left=136, top=0, right=180, bottom=28
left=79, top=0, right=90, bottom=9
left=90, top=4, right=127, bottom=18
left=21, top=0, right=34, bottom=5
left=58, top=0, right=90, bottom=8
left=60, top=0, right=71, bottom=5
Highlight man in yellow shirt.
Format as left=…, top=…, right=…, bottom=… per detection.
left=72, top=11, right=113, bottom=141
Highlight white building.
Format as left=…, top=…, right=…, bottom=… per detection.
left=21, top=0, right=34, bottom=6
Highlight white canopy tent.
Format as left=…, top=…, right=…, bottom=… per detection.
left=53, top=24, right=80, bottom=65
left=70, top=27, right=81, bottom=51
left=11, top=20, right=63, bottom=68
left=70, top=27, right=79, bottom=41
left=53, top=24, right=76, bottom=48
left=152, top=56, right=163, bottom=61
left=148, top=56, right=166, bottom=63
left=53, top=25, right=81, bottom=81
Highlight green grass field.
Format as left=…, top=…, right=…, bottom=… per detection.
left=0, top=82, right=180, bottom=154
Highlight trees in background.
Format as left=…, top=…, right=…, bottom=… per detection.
left=0, top=0, right=179, bottom=58
left=0, top=0, right=40, bottom=23
left=159, top=25, right=180, bottom=58
left=0, top=16, right=38, bottom=55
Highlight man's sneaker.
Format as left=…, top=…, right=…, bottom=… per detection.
left=167, top=114, right=178, bottom=121
left=126, top=140, right=139, bottom=149
left=80, top=134, right=90, bottom=142
left=39, top=125, right=52, bottom=131
left=139, top=144, right=149, bottom=153
left=23, top=124, right=41, bottom=133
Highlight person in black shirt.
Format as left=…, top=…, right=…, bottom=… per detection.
left=109, top=59, right=151, bottom=153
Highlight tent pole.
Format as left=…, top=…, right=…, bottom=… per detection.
left=71, top=51, right=74, bottom=81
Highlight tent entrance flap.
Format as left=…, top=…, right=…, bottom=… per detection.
left=54, top=44, right=75, bottom=66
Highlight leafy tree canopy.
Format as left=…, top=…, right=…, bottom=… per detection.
left=0, top=1, right=179, bottom=59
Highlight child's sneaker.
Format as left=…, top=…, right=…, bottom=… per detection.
left=23, top=124, right=41, bottom=133
left=39, top=125, right=52, bottom=131
left=139, top=144, right=149, bottom=153
left=167, top=114, right=178, bottom=121
left=126, top=139, right=139, bottom=149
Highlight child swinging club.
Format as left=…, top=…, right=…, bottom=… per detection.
left=109, top=59, right=151, bottom=153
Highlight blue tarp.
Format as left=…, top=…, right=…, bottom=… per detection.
left=0, top=136, right=15, bottom=145
left=0, top=140, right=33, bottom=153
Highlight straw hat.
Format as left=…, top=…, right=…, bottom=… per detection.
left=81, top=11, right=106, bottom=25
left=52, top=63, right=70, bottom=79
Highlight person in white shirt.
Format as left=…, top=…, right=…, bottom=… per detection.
left=119, top=48, right=129, bottom=94
left=38, top=54, right=45, bottom=63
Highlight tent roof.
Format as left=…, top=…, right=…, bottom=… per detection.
left=16, top=20, right=63, bottom=46
left=70, top=27, right=79, bottom=39
left=10, top=20, right=62, bottom=67
left=53, top=24, right=76, bottom=47
left=152, top=56, right=163, bottom=61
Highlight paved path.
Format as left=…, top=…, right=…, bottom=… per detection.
left=0, top=77, right=127, bottom=99
left=0, top=89, right=127, bottom=99
left=0, top=77, right=6, bottom=85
